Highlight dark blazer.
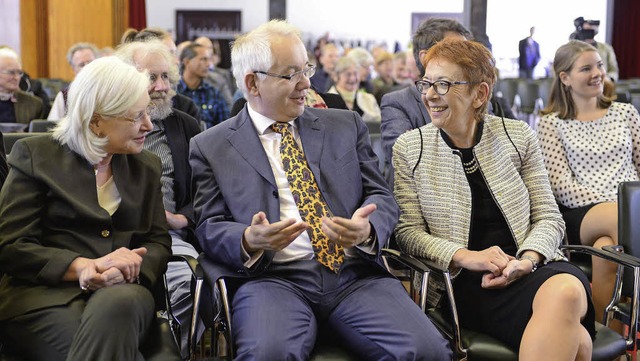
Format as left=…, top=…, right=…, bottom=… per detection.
left=189, top=107, right=399, bottom=276
left=14, top=90, right=45, bottom=125
left=380, top=86, right=431, bottom=185
left=518, top=37, right=541, bottom=72
left=0, top=136, right=171, bottom=320
left=172, top=93, right=201, bottom=122
left=161, top=109, right=201, bottom=248
left=0, top=131, right=7, bottom=189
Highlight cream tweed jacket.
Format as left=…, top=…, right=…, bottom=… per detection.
left=393, top=115, right=566, bottom=304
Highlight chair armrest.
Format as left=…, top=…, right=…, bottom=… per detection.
left=170, top=254, right=204, bottom=280
left=412, top=256, right=466, bottom=359
left=561, top=244, right=640, bottom=349
left=381, top=248, right=431, bottom=274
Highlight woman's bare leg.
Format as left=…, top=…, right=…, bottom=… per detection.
left=580, top=202, right=618, bottom=324
left=520, top=274, right=591, bottom=361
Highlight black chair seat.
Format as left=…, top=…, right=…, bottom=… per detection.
left=428, top=298, right=627, bottom=361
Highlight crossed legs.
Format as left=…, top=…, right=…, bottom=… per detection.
left=580, top=202, right=618, bottom=324
left=519, top=273, right=591, bottom=361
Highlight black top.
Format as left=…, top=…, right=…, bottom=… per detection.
left=0, top=100, right=16, bottom=123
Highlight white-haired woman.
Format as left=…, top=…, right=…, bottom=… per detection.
left=0, top=56, right=171, bottom=361
left=328, top=56, right=381, bottom=124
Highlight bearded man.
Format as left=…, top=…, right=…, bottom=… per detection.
left=116, top=40, right=202, bottom=358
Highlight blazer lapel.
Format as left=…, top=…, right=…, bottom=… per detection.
left=296, top=109, right=324, bottom=189
left=227, top=109, right=277, bottom=188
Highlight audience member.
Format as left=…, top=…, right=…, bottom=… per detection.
left=328, top=57, right=381, bottom=124
left=0, top=48, right=44, bottom=127
left=380, top=17, right=470, bottom=185
left=518, top=26, right=541, bottom=79
left=346, top=47, right=375, bottom=93
left=1, top=45, right=51, bottom=116
left=393, top=39, right=595, bottom=359
left=121, top=28, right=200, bottom=121
left=310, top=43, right=339, bottom=92
left=570, top=17, right=619, bottom=82
left=0, top=56, right=171, bottom=360
left=195, top=36, right=236, bottom=93
left=193, top=37, right=234, bottom=108
left=178, top=43, right=229, bottom=129
left=371, top=51, right=394, bottom=103
left=538, top=40, right=639, bottom=324
left=116, top=40, right=202, bottom=358
left=189, top=19, right=452, bottom=360
left=48, top=42, right=98, bottom=120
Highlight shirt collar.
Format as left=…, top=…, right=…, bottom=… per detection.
left=247, top=103, right=296, bottom=135
left=0, top=92, right=17, bottom=103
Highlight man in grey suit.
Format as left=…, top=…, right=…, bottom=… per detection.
left=189, top=20, right=450, bottom=361
left=380, top=18, right=471, bottom=185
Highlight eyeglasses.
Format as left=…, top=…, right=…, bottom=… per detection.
left=0, top=70, right=24, bottom=77
left=415, top=79, right=477, bottom=96
left=100, top=110, right=149, bottom=124
left=253, top=65, right=316, bottom=83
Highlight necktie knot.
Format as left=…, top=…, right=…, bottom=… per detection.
left=271, top=122, right=289, bottom=135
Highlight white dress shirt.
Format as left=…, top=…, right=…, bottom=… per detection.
left=242, top=105, right=374, bottom=267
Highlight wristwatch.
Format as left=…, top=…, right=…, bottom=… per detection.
left=519, top=255, right=538, bottom=273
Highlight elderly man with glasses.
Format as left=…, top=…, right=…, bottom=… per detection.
left=189, top=19, right=451, bottom=360
left=0, top=48, right=44, bottom=127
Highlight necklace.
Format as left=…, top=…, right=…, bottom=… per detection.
left=462, top=156, right=479, bottom=174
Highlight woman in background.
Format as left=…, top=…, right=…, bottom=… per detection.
left=328, top=56, right=381, bottom=124
left=538, top=39, right=640, bottom=325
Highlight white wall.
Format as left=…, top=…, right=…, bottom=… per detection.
left=0, top=0, right=21, bottom=55
left=146, top=0, right=464, bottom=51
left=487, top=0, right=609, bottom=78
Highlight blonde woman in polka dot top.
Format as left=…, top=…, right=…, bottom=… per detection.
left=538, top=40, right=640, bottom=326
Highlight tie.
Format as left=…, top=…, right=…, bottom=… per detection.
left=271, top=122, right=344, bottom=272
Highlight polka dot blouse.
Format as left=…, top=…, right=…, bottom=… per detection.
left=537, top=102, right=640, bottom=208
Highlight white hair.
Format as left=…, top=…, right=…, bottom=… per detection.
left=0, top=48, right=21, bottom=65
left=231, top=20, right=302, bottom=96
left=52, top=56, right=149, bottom=164
left=115, top=39, right=179, bottom=85
left=346, top=48, right=374, bottom=68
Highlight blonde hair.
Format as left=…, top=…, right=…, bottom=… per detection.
left=52, top=57, right=149, bottom=164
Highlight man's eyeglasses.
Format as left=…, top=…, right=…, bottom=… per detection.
left=0, top=70, right=24, bottom=77
left=415, top=79, right=477, bottom=96
left=253, top=65, right=316, bottom=83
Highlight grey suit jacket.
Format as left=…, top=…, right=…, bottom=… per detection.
left=0, top=136, right=171, bottom=320
left=189, top=106, right=399, bottom=275
left=380, top=86, right=431, bottom=185
left=14, top=90, right=45, bottom=124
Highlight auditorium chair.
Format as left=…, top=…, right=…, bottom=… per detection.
left=421, top=244, right=633, bottom=361
left=188, top=249, right=434, bottom=361
left=27, top=120, right=57, bottom=132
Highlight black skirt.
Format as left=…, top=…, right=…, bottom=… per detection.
left=450, top=261, right=595, bottom=351
left=558, top=203, right=600, bottom=245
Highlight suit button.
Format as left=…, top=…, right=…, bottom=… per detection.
left=101, top=230, right=110, bottom=238
left=272, top=190, right=279, bottom=198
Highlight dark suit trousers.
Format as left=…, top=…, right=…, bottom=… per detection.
left=1, top=284, right=154, bottom=361
left=231, top=259, right=452, bottom=361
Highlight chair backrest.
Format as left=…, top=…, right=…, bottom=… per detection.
left=495, top=78, right=519, bottom=106
left=3, top=132, right=49, bottom=155
left=618, top=181, right=640, bottom=296
left=28, top=119, right=57, bottom=132
left=516, top=80, right=540, bottom=113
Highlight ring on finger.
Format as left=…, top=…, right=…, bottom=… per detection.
left=338, top=234, right=342, bottom=242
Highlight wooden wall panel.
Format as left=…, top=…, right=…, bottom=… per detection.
left=43, top=0, right=127, bottom=81
left=19, top=0, right=48, bottom=78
